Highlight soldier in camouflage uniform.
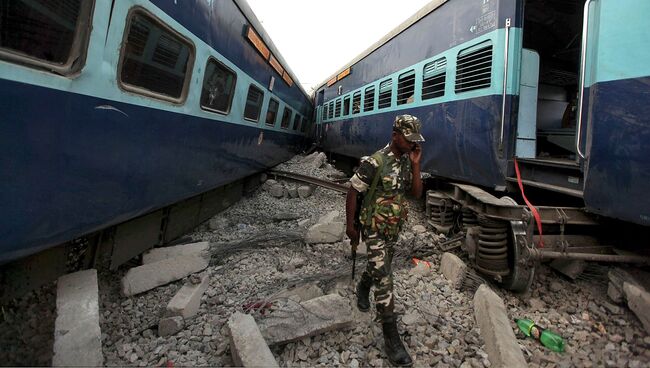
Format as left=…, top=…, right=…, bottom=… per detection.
left=345, top=115, right=424, bottom=367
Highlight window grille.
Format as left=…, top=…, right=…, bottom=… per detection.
left=265, top=98, right=279, bottom=126
left=343, top=96, right=350, bottom=116
left=397, top=71, right=415, bottom=105
left=364, top=87, right=375, bottom=112
left=455, top=43, right=492, bottom=93
left=422, top=58, right=446, bottom=100
left=378, top=79, right=392, bottom=109
left=335, top=99, right=342, bottom=117
left=352, top=92, right=361, bottom=114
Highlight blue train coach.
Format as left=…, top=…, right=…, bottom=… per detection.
left=0, top=0, right=313, bottom=295
left=314, top=0, right=650, bottom=289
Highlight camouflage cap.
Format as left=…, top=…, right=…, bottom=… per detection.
left=393, top=114, right=425, bottom=142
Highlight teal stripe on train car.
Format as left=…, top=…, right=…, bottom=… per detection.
left=0, top=0, right=306, bottom=135
left=584, top=0, right=650, bottom=86
left=317, top=27, right=524, bottom=124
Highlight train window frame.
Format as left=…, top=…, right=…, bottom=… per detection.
left=352, top=91, right=361, bottom=114
left=243, top=84, right=264, bottom=122
left=343, top=96, right=351, bottom=116
left=265, top=98, right=279, bottom=126
left=455, top=41, right=493, bottom=93
left=292, top=113, right=301, bottom=130
left=364, top=86, right=375, bottom=112
left=117, top=7, right=196, bottom=104
left=200, top=57, right=237, bottom=115
left=300, top=116, right=309, bottom=133
left=323, top=104, right=329, bottom=122
left=422, top=57, right=447, bottom=100
left=378, top=79, right=393, bottom=109
left=329, top=101, right=334, bottom=119
left=335, top=99, right=342, bottom=117
left=280, top=107, right=292, bottom=129
left=397, top=70, right=415, bottom=105
left=0, top=0, right=95, bottom=76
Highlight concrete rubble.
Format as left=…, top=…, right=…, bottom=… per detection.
left=142, top=241, right=210, bottom=264
left=2, top=153, right=649, bottom=367
left=227, top=312, right=279, bottom=367
left=121, top=255, right=209, bottom=296
left=52, top=269, right=103, bottom=367
left=441, top=252, right=467, bottom=289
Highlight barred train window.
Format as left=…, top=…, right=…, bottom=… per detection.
left=343, top=96, right=350, bottom=116
left=120, top=9, right=194, bottom=102
left=335, top=99, right=342, bottom=117
left=328, top=101, right=334, bottom=119
left=323, top=105, right=329, bottom=122
left=397, top=70, right=415, bottom=105
left=280, top=107, right=292, bottom=129
left=455, top=42, right=492, bottom=93
left=422, top=58, right=446, bottom=100
left=0, top=0, right=94, bottom=74
left=352, top=92, right=361, bottom=114
left=201, top=58, right=236, bottom=114
left=292, top=113, right=300, bottom=130
left=378, top=79, right=392, bottom=109
left=243, top=85, right=263, bottom=122
left=364, top=86, right=375, bottom=112
left=266, top=98, right=279, bottom=126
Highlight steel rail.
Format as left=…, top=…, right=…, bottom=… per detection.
left=529, top=248, right=650, bottom=265
left=268, top=170, right=349, bottom=193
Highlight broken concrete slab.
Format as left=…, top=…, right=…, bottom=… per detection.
left=473, top=285, right=527, bottom=368
left=143, top=241, right=209, bottom=264
left=298, top=185, right=314, bottom=198
left=165, top=273, right=210, bottom=319
left=318, top=210, right=341, bottom=224
left=228, top=312, right=279, bottom=367
left=159, top=316, right=185, bottom=337
left=608, top=281, right=624, bottom=304
left=274, top=284, right=324, bottom=303
left=259, top=294, right=353, bottom=345
left=623, top=282, right=650, bottom=334
left=305, top=222, right=345, bottom=244
left=122, top=255, right=209, bottom=296
left=440, top=252, right=467, bottom=289
left=550, top=259, right=587, bottom=280
left=53, top=269, right=103, bottom=367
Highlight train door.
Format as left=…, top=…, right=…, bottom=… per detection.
left=510, top=0, right=587, bottom=198
left=579, top=0, right=650, bottom=226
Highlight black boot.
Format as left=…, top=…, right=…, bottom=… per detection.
left=356, top=276, right=371, bottom=312
left=382, top=319, right=413, bottom=367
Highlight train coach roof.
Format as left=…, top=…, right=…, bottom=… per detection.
left=234, top=0, right=311, bottom=100
left=313, top=0, right=447, bottom=95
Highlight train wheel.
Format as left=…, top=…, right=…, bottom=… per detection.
left=499, top=195, right=536, bottom=292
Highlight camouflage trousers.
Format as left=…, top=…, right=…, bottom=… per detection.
left=360, top=229, right=396, bottom=323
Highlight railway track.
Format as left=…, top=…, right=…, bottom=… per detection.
left=268, top=170, right=349, bottom=193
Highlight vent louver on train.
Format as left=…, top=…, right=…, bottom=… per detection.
left=422, top=58, right=446, bottom=99
left=455, top=43, right=492, bottom=93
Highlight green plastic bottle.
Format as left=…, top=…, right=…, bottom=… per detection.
left=515, top=318, right=565, bottom=353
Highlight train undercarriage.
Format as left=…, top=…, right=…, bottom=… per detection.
left=425, top=183, right=650, bottom=292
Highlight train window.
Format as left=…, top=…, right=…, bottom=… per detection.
left=301, top=117, right=308, bottom=133
left=292, top=113, right=301, bottom=130
left=244, top=85, right=264, bottom=122
left=364, top=86, right=375, bottom=112
left=422, top=58, right=446, bottom=100
left=0, top=0, right=94, bottom=75
left=280, top=107, right=292, bottom=129
left=329, top=101, right=334, bottom=119
left=323, top=104, right=329, bottom=122
left=352, top=92, right=361, bottom=114
left=119, top=9, right=195, bottom=103
left=343, top=96, right=351, bottom=116
left=200, top=58, right=236, bottom=114
left=378, top=79, right=393, bottom=109
left=397, top=70, right=415, bottom=105
left=455, top=42, right=492, bottom=93
left=335, top=99, right=342, bottom=117
left=265, top=98, right=279, bottom=126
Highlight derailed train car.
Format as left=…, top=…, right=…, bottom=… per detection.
left=314, top=0, right=650, bottom=290
left=0, top=0, right=313, bottom=296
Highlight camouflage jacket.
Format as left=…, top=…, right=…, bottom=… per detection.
left=350, top=145, right=412, bottom=239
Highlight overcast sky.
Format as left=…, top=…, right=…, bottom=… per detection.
left=246, top=0, right=433, bottom=93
